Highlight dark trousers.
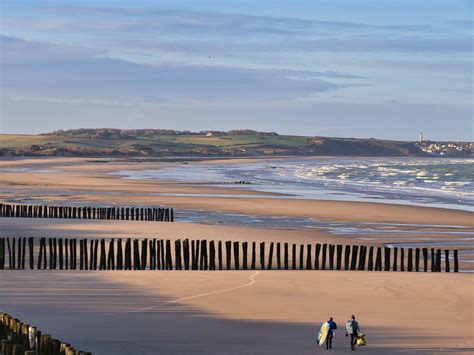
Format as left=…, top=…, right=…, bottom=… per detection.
left=350, top=333, right=357, bottom=350
left=326, top=333, right=333, bottom=349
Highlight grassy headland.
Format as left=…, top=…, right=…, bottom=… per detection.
left=0, top=129, right=470, bottom=157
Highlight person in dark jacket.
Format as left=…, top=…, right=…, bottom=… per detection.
left=326, top=317, right=338, bottom=350
left=345, top=315, right=360, bottom=350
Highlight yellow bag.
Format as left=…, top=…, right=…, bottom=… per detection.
left=356, top=336, right=366, bottom=346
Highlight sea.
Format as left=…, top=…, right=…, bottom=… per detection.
left=117, top=157, right=473, bottom=212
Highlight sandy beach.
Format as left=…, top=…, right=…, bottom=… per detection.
left=0, top=157, right=473, bottom=354
left=1, top=270, right=472, bottom=354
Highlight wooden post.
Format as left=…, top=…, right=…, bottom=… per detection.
left=392, top=247, right=398, bottom=271
left=9, top=238, right=14, bottom=269
left=72, top=238, right=77, bottom=270
left=400, top=248, right=405, bottom=272
left=407, top=248, right=413, bottom=272
left=16, top=237, right=21, bottom=269
left=156, top=239, right=165, bottom=270
left=191, top=240, right=196, bottom=270
left=422, top=248, right=428, bottom=272
left=233, top=241, right=240, bottom=270
left=242, top=242, right=248, bottom=270
left=444, top=250, right=450, bottom=272
left=141, top=239, right=148, bottom=270
left=315, top=243, right=321, bottom=270
left=276, top=242, right=281, bottom=270
left=194, top=240, right=201, bottom=270
left=251, top=241, right=256, bottom=270
left=375, top=247, right=382, bottom=271
left=79, top=240, right=84, bottom=270
left=133, top=239, right=140, bottom=270
left=91, top=239, right=97, bottom=270
left=209, top=240, right=216, bottom=270
left=183, top=239, right=190, bottom=270
left=306, top=244, right=312, bottom=270
left=57, top=238, right=64, bottom=270
left=260, top=242, right=266, bottom=270
left=267, top=242, right=274, bottom=270
left=350, top=245, right=359, bottom=271
left=35, top=238, right=43, bottom=270
left=64, top=238, right=69, bottom=270
left=431, top=248, right=435, bottom=272
left=358, top=246, right=366, bottom=271
left=367, top=246, right=374, bottom=271
left=175, top=240, right=182, bottom=270
left=321, top=244, right=327, bottom=270
left=98, top=239, right=106, bottom=270
left=108, top=239, right=116, bottom=270
left=436, top=249, right=441, bottom=272
left=328, top=244, right=335, bottom=270
left=291, top=243, right=296, bottom=270
left=284, top=242, right=289, bottom=270
left=124, top=239, right=131, bottom=270
left=298, top=244, right=304, bottom=270
left=51, top=237, right=57, bottom=269
left=200, top=240, right=208, bottom=270
left=454, top=250, right=459, bottom=272
left=218, top=241, right=223, bottom=270
left=156, top=238, right=165, bottom=267
left=165, top=240, right=173, bottom=270
left=344, top=245, right=351, bottom=270
left=22, top=237, right=27, bottom=269
left=149, top=239, right=155, bottom=270
left=0, top=238, right=4, bottom=270
left=225, top=241, right=232, bottom=270
left=66, top=238, right=71, bottom=270
left=28, top=237, right=34, bottom=270
left=48, top=238, right=53, bottom=270
left=117, top=239, right=123, bottom=270
left=415, top=248, right=420, bottom=272
left=384, top=247, right=391, bottom=271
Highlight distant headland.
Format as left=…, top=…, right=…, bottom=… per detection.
left=0, top=129, right=472, bottom=158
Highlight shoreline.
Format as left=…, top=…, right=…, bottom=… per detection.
left=0, top=157, right=471, bottom=225
left=3, top=155, right=472, bottom=213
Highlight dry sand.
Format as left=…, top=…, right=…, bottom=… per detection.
left=0, top=270, right=472, bottom=354
left=0, top=157, right=473, bottom=354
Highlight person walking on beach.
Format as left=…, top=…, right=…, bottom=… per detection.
left=326, top=317, right=338, bottom=350
left=345, top=315, right=360, bottom=351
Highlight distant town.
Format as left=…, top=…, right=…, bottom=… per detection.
left=416, top=132, right=473, bottom=157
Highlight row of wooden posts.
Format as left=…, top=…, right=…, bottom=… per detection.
left=0, top=237, right=458, bottom=272
left=0, top=313, right=90, bottom=355
left=0, top=203, right=174, bottom=222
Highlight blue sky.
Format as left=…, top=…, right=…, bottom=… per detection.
left=1, top=0, right=472, bottom=139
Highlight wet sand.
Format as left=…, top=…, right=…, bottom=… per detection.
left=0, top=158, right=472, bottom=226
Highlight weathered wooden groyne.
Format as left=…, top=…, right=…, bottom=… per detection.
left=0, top=203, right=174, bottom=222
left=0, top=237, right=459, bottom=272
left=0, top=313, right=90, bottom=355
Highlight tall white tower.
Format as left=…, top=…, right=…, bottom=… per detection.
left=419, top=132, right=424, bottom=143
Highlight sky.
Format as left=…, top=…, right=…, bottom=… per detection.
left=0, top=0, right=472, bottom=140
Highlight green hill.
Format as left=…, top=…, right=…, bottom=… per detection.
left=0, top=129, right=470, bottom=157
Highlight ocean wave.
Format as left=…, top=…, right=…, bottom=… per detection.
left=116, top=157, right=474, bottom=210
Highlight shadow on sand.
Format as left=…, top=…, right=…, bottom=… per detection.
left=0, top=271, right=471, bottom=355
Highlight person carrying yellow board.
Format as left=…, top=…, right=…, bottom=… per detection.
left=345, top=315, right=365, bottom=350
